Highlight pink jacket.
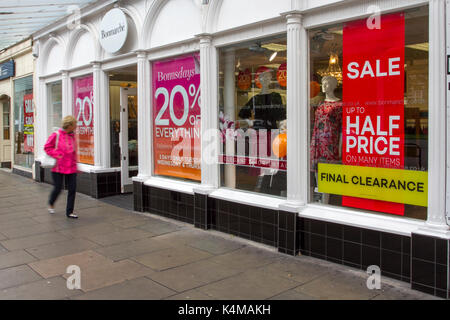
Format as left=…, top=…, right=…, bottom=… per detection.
left=44, top=128, right=78, bottom=174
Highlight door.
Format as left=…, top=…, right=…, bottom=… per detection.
left=0, top=98, right=11, bottom=165
left=119, top=87, right=138, bottom=193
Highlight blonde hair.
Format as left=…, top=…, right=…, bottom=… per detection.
left=62, top=115, right=77, bottom=129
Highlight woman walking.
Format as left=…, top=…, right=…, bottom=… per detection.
left=44, top=115, right=79, bottom=219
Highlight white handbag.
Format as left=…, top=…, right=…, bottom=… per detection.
left=41, top=132, right=60, bottom=168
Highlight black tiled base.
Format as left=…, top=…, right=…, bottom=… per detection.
left=12, top=167, right=32, bottom=179
left=411, top=233, right=449, bottom=299
left=133, top=181, right=144, bottom=212
left=0, top=161, right=11, bottom=168
left=298, top=217, right=413, bottom=283
left=38, top=167, right=122, bottom=199
left=278, top=210, right=298, bottom=256
left=144, top=186, right=194, bottom=224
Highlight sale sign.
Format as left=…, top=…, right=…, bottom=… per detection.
left=342, top=13, right=405, bottom=215
left=152, top=53, right=201, bottom=181
left=23, top=93, right=34, bottom=153
left=73, top=75, right=94, bottom=165
left=277, top=63, right=286, bottom=87
left=237, top=69, right=251, bottom=91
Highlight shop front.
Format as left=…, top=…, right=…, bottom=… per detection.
left=32, top=0, right=449, bottom=299
left=0, top=39, right=34, bottom=175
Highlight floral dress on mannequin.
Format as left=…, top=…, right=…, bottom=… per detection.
left=310, top=100, right=343, bottom=171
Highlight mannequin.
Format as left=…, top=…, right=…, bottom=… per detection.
left=310, top=75, right=342, bottom=204
left=238, top=69, right=286, bottom=194
left=238, top=70, right=285, bottom=130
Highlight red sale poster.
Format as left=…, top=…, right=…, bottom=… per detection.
left=342, top=13, right=405, bottom=215
left=23, top=93, right=34, bottom=153
left=73, top=75, right=94, bottom=165
left=152, top=53, right=201, bottom=181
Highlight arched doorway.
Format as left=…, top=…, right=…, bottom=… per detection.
left=0, top=94, right=11, bottom=168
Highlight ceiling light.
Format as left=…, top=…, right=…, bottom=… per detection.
left=269, top=51, right=277, bottom=62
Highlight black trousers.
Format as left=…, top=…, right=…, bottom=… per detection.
left=49, top=172, right=77, bottom=216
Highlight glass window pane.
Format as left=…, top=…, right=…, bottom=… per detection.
left=13, top=76, right=34, bottom=168
left=47, top=81, right=62, bottom=136
left=309, top=6, right=428, bottom=220
left=218, top=35, right=287, bottom=197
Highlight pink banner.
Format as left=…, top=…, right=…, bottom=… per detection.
left=73, top=75, right=94, bottom=165
left=152, top=53, right=201, bottom=181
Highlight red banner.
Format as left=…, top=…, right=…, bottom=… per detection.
left=342, top=13, right=405, bottom=215
left=23, top=93, right=34, bottom=153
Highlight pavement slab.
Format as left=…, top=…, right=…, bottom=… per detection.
left=28, top=250, right=114, bottom=279
left=0, top=232, right=70, bottom=251
left=93, top=237, right=172, bottom=261
left=165, top=289, right=216, bottom=300
left=62, top=259, right=155, bottom=292
left=71, top=277, right=175, bottom=300
left=293, top=269, right=380, bottom=300
left=0, top=218, right=39, bottom=231
left=186, top=234, right=245, bottom=255
left=1, top=223, right=59, bottom=239
left=148, top=260, right=242, bottom=293
left=57, top=222, right=124, bottom=239
left=137, top=220, right=182, bottom=235
left=0, top=277, right=83, bottom=300
left=196, top=267, right=300, bottom=300
left=84, top=228, right=155, bottom=246
left=110, top=217, right=152, bottom=229
left=132, top=245, right=213, bottom=271
left=0, top=250, right=37, bottom=269
left=0, top=265, right=42, bottom=290
left=207, top=246, right=280, bottom=273
left=25, top=238, right=100, bottom=260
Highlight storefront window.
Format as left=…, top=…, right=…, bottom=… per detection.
left=218, top=35, right=287, bottom=197
left=152, top=53, right=201, bottom=182
left=47, top=81, right=62, bottom=136
left=108, top=68, right=137, bottom=168
left=309, top=6, right=428, bottom=220
left=73, top=75, right=94, bottom=165
left=14, top=76, right=34, bottom=168
left=3, top=100, right=10, bottom=140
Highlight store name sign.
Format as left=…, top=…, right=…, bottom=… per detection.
left=99, top=8, right=128, bottom=53
left=0, top=60, right=15, bottom=81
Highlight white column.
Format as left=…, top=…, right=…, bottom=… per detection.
left=61, top=70, right=70, bottom=117
left=281, top=12, right=307, bottom=211
left=136, top=51, right=152, bottom=179
left=101, top=70, right=110, bottom=168
left=197, top=33, right=219, bottom=190
left=223, top=49, right=236, bottom=188
left=92, top=62, right=102, bottom=168
left=35, top=78, right=48, bottom=161
left=425, top=0, right=450, bottom=232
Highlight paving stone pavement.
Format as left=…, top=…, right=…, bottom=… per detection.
left=0, top=169, right=442, bottom=300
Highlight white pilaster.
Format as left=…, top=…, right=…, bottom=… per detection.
left=136, top=51, right=152, bottom=180
left=280, top=12, right=307, bottom=212
left=61, top=70, right=70, bottom=117
left=92, top=62, right=102, bottom=168
left=35, top=78, right=48, bottom=161
left=223, top=49, right=236, bottom=188
left=196, top=33, right=219, bottom=192
left=423, top=0, right=450, bottom=233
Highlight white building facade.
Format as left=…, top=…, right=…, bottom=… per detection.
left=32, top=0, right=450, bottom=299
